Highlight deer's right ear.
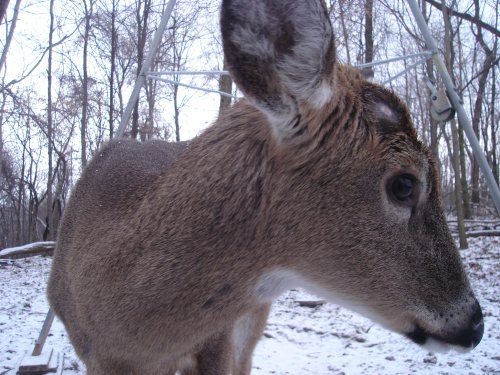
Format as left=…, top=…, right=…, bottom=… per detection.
left=221, top=0, right=336, bottom=143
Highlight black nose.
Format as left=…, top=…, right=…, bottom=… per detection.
left=470, top=302, right=484, bottom=348
left=414, top=300, right=485, bottom=349
left=454, top=300, right=484, bottom=348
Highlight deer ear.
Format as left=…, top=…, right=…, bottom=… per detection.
left=221, top=0, right=336, bottom=142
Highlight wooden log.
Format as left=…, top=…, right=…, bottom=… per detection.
left=466, top=230, right=500, bottom=238
left=297, top=300, right=326, bottom=308
left=0, top=242, right=55, bottom=259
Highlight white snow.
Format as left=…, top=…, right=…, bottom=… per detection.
left=18, top=349, right=52, bottom=367
left=0, top=235, right=499, bottom=375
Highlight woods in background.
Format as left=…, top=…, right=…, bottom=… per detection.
left=0, top=0, right=499, bottom=249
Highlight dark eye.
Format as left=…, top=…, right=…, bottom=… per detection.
left=390, top=174, right=416, bottom=203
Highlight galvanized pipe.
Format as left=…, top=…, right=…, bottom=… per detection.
left=116, top=0, right=177, bottom=138
left=407, top=0, right=500, bottom=215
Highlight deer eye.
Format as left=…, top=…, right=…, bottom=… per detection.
left=390, top=174, right=417, bottom=204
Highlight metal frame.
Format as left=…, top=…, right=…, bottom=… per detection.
left=116, top=0, right=177, bottom=138
left=116, top=0, right=500, bottom=214
left=146, top=70, right=230, bottom=76
left=382, top=57, right=431, bottom=85
left=407, top=0, right=500, bottom=214
left=356, top=50, right=433, bottom=69
left=147, top=74, right=237, bottom=99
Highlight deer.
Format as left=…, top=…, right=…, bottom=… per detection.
left=47, top=0, right=484, bottom=374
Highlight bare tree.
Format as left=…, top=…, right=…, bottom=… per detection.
left=79, top=0, right=96, bottom=168
left=93, top=0, right=123, bottom=139
left=218, top=59, right=232, bottom=114
left=46, top=0, right=55, bottom=241
left=362, top=0, right=374, bottom=78
left=424, top=0, right=500, bottom=38
left=0, top=0, right=10, bottom=23
left=441, top=0, right=467, bottom=247
left=131, top=0, right=152, bottom=140
left=168, top=6, right=200, bottom=142
left=0, top=0, right=21, bottom=75
left=422, top=0, right=441, bottom=170
left=108, top=0, right=118, bottom=138
left=489, top=54, right=499, bottom=185
left=469, top=0, right=497, bottom=205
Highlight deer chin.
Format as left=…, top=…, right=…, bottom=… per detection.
left=405, top=320, right=484, bottom=353
left=254, top=268, right=484, bottom=355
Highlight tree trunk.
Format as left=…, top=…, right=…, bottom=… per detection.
left=362, top=0, right=374, bottom=78
left=490, top=60, right=499, bottom=185
left=80, top=0, right=92, bottom=168
left=16, top=138, right=26, bottom=245
left=426, top=60, right=440, bottom=173
left=173, top=81, right=180, bottom=142
left=470, top=54, right=494, bottom=204
left=108, top=0, right=118, bottom=139
left=52, top=154, right=66, bottom=240
left=131, top=0, right=151, bottom=140
left=470, top=0, right=496, bottom=205
left=451, top=119, right=468, bottom=249
left=0, top=91, right=5, bottom=167
left=441, top=0, right=467, bottom=248
left=143, top=75, right=155, bottom=142
left=423, top=1, right=440, bottom=175
left=337, top=0, right=351, bottom=65
left=458, top=127, right=472, bottom=218
left=0, top=0, right=10, bottom=23
left=454, top=28, right=472, bottom=218
left=46, top=0, right=55, bottom=241
left=0, top=0, right=21, bottom=75
left=218, top=59, right=232, bottom=114
left=449, top=25, right=472, bottom=219
left=27, top=156, right=38, bottom=242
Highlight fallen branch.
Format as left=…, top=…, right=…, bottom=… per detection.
left=0, top=241, right=56, bottom=259
left=466, top=230, right=500, bottom=238
left=297, top=300, right=326, bottom=308
left=453, top=219, right=500, bottom=224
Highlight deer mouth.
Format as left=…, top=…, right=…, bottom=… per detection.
left=405, top=316, right=484, bottom=351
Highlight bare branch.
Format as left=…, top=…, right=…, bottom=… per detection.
left=0, top=0, right=21, bottom=75
left=424, top=0, right=500, bottom=38
left=1, top=20, right=82, bottom=90
left=0, top=0, right=10, bottom=23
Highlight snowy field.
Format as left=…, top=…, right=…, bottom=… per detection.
left=1, top=235, right=498, bottom=375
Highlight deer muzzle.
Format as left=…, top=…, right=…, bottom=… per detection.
left=406, top=299, right=483, bottom=350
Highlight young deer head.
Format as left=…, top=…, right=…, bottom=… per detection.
left=47, top=0, right=483, bottom=374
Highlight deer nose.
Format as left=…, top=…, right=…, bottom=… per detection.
left=406, top=300, right=484, bottom=349
left=456, top=300, right=484, bottom=348
left=470, top=302, right=484, bottom=348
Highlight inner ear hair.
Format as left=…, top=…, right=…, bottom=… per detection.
left=221, top=0, right=336, bottom=144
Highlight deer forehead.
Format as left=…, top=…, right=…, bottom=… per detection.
left=374, top=102, right=400, bottom=123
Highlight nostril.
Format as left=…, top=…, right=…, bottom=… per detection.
left=471, top=318, right=484, bottom=348
left=470, top=301, right=484, bottom=347
left=471, top=301, right=483, bottom=325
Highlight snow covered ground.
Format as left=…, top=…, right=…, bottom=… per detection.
left=1, top=235, right=498, bottom=375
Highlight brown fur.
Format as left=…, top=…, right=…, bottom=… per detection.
left=48, top=1, right=483, bottom=374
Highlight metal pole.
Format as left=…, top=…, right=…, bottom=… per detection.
left=31, top=308, right=55, bottom=356
left=116, top=0, right=177, bottom=138
left=407, top=0, right=500, bottom=215
left=356, top=50, right=433, bottom=69
left=382, top=57, right=430, bottom=85
left=146, top=70, right=230, bottom=76
left=147, top=75, right=238, bottom=99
